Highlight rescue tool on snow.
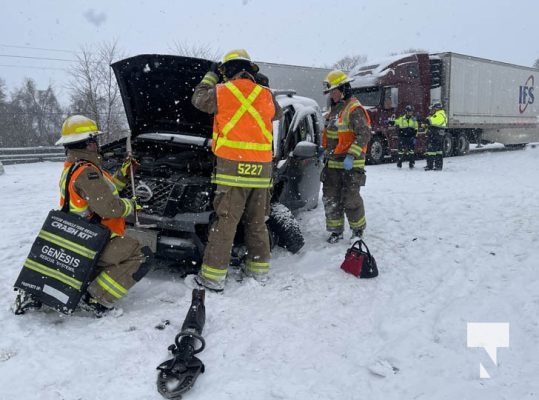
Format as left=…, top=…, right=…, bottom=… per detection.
left=157, top=288, right=206, bottom=399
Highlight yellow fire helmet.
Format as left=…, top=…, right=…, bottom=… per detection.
left=220, top=49, right=259, bottom=73
left=323, top=69, right=354, bottom=93
left=55, top=115, right=102, bottom=146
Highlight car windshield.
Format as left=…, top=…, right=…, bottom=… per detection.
left=351, top=87, right=382, bottom=107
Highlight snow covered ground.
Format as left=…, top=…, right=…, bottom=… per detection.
left=1, top=146, right=538, bottom=400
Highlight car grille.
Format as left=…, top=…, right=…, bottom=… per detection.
left=124, top=176, right=212, bottom=217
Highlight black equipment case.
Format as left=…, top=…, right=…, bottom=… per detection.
left=14, top=210, right=109, bottom=314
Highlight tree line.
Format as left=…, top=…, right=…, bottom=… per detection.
left=0, top=42, right=128, bottom=147
left=1, top=41, right=537, bottom=148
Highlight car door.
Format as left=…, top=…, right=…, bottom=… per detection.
left=275, top=105, right=323, bottom=211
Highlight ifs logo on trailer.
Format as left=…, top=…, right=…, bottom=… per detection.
left=519, top=75, right=535, bottom=113
left=467, top=323, right=509, bottom=378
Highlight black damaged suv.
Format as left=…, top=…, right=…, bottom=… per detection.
left=104, top=54, right=323, bottom=273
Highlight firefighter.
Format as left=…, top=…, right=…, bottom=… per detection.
left=425, top=102, right=448, bottom=170
left=191, top=49, right=282, bottom=291
left=320, top=70, right=372, bottom=244
left=15, top=115, right=151, bottom=317
left=394, top=105, right=419, bottom=168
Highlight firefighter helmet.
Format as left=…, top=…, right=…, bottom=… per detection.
left=220, top=49, right=259, bottom=73
left=55, top=115, right=102, bottom=146
left=323, top=70, right=354, bottom=94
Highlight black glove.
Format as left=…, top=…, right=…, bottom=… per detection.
left=210, top=62, right=221, bottom=73
left=208, top=62, right=222, bottom=82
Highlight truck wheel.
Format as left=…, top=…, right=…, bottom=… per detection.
left=267, top=203, right=304, bottom=254
left=454, top=133, right=470, bottom=156
left=442, top=133, right=453, bottom=157
left=367, top=136, right=385, bottom=164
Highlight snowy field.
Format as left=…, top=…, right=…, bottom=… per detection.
left=1, top=146, right=538, bottom=400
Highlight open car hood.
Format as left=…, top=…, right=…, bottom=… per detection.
left=111, top=54, right=213, bottom=138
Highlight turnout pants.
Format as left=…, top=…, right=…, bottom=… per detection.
left=397, top=135, right=416, bottom=166
left=425, top=127, right=444, bottom=170
left=322, top=167, right=366, bottom=234
left=87, top=235, right=147, bottom=307
left=201, top=185, right=270, bottom=282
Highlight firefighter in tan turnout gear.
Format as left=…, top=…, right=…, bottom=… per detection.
left=50, top=115, right=150, bottom=316
left=321, top=70, right=372, bottom=244
left=191, top=49, right=282, bottom=291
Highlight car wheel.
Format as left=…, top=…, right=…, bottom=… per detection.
left=267, top=203, right=304, bottom=254
left=367, top=136, right=384, bottom=164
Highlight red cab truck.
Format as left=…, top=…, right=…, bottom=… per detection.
left=349, top=52, right=539, bottom=164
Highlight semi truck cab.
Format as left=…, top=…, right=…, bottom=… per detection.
left=349, top=53, right=435, bottom=164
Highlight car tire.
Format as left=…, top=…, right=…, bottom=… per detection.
left=267, top=203, right=305, bottom=254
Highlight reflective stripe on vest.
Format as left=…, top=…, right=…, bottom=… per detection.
left=212, top=79, right=274, bottom=162
left=59, top=161, right=126, bottom=236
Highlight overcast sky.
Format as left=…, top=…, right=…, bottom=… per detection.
left=2, top=0, right=538, bottom=103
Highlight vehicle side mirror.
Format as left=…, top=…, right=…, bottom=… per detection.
left=292, top=141, right=317, bottom=159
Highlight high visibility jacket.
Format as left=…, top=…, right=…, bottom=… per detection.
left=59, top=161, right=131, bottom=236
left=212, top=79, right=275, bottom=163
left=323, top=98, right=371, bottom=169
left=427, top=109, right=447, bottom=128
left=394, top=114, right=418, bottom=136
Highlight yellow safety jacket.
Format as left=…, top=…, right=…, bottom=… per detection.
left=427, top=110, right=447, bottom=128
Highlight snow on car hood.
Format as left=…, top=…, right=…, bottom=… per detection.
left=111, top=54, right=213, bottom=138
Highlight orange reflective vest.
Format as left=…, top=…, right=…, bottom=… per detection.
left=59, top=161, right=126, bottom=236
left=323, top=98, right=371, bottom=155
left=212, top=79, right=275, bottom=162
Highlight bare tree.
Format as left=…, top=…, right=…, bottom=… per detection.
left=171, top=41, right=221, bottom=61
left=7, top=79, right=63, bottom=146
left=67, top=41, right=128, bottom=143
left=330, top=55, right=368, bottom=72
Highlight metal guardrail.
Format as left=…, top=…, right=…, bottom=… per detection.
left=0, top=147, right=65, bottom=165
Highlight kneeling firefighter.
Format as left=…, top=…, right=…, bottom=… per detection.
left=15, top=115, right=152, bottom=317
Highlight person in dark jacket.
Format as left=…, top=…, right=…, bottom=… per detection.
left=394, top=105, right=419, bottom=168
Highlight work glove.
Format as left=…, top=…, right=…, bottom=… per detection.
left=209, top=61, right=220, bottom=73
left=120, top=157, right=140, bottom=178
left=343, top=155, right=354, bottom=171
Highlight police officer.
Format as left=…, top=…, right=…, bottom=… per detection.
left=191, top=49, right=282, bottom=291
left=425, top=102, right=448, bottom=170
left=394, top=105, right=419, bottom=168
left=320, top=70, right=372, bottom=244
